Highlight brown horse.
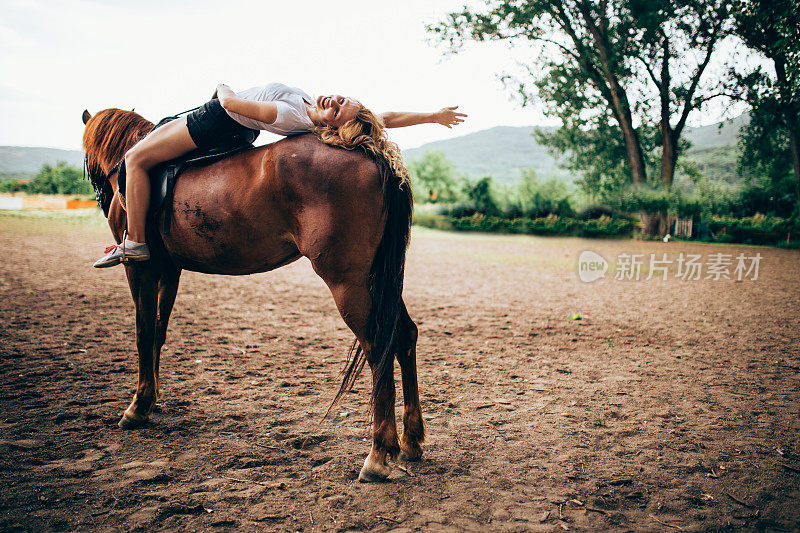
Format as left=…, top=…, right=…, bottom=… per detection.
left=81, top=108, right=424, bottom=482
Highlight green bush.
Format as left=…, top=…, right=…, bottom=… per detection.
left=707, top=215, right=799, bottom=245
left=462, top=177, right=501, bottom=216
left=435, top=213, right=637, bottom=238
left=0, top=179, right=28, bottom=193
left=407, top=150, right=461, bottom=203
left=2, top=162, right=91, bottom=196
left=515, top=171, right=574, bottom=218
left=578, top=215, right=638, bottom=237
left=412, top=207, right=795, bottom=246
left=412, top=208, right=454, bottom=230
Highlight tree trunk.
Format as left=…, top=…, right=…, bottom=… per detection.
left=601, top=79, right=648, bottom=185
left=773, top=56, right=800, bottom=213
left=640, top=211, right=667, bottom=236
left=661, top=129, right=678, bottom=188
left=787, top=125, right=800, bottom=213
left=619, top=116, right=648, bottom=186
left=577, top=8, right=648, bottom=186
left=644, top=130, right=676, bottom=238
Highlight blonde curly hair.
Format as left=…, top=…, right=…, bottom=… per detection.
left=314, top=106, right=409, bottom=185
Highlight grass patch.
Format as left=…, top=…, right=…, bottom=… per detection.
left=0, top=208, right=107, bottom=236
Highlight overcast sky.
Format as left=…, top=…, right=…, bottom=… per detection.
left=0, top=0, right=741, bottom=152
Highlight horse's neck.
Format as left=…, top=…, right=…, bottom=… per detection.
left=105, top=132, right=144, bottom=194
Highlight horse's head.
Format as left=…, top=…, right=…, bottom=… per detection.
left=81, top=108, right=152, bottom=177
left=81, top=108, right=153, bottom=215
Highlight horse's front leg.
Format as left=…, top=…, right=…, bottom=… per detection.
left=119, top=262, right=160, bottom=429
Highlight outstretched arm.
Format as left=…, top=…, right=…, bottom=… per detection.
left=216, top=83, right=279, bottom=125
left=380, top=106, right=467, bottom=129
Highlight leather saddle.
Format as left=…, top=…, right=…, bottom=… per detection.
left=117, top=116, right=258, bottom=234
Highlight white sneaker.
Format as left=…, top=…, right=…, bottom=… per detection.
left=93, top=239, right=150, bottom=268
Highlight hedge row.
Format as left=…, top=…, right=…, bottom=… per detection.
left=414, top=213, right=637, bottom=238
left=412, top=211, right=800, bottom=247
left=707, top=215, right=800, bottom=246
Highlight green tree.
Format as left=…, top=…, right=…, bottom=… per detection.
left=463, top=176, right=501, bottom=215
left=628, top=0, right=734, bottom=189
left=516, top=169, right=573, bottom=217
left=26, top=162, right=92, bottom=195
left=738, top=112, right=797, bottom=216
left=0, top=179, right=28, bottom=193
left=429, top=0, right=734, bottom=234
left=732, top=0, right=800, bottom=214
left=535, top=120, right=657, bottom=201
left=407, top=150, right=460, bottom=203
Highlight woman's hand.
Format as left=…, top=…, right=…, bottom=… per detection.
left=433, top=106, right=467, bottom=129
left=216, top=84, right=235, bottom=107
left=380, top=107, right=468, bottom=129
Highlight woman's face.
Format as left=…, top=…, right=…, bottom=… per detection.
left=315, top=94, right=360, bottom=127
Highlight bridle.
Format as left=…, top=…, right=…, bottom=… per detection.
left=84, top=155, right=123, bottom=218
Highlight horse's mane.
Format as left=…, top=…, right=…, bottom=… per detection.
left=83, top=108, right=153, bottom=177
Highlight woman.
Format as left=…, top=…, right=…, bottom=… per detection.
left=94, top=82, right=467, bottom=268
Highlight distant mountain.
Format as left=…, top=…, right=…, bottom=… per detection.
left=0, top=114, right=746, bottom=184
left=0, top=146, right=84, bottom=178
left=683, top=113, right=747, bottom=151
left=403, top=114, right=747, bottom=183
left=403, top=126, right=563, bottom=183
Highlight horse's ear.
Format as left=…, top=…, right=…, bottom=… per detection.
left=82, top=110, right=91, bottom=125
left=131, top=108, right=135, bottom=112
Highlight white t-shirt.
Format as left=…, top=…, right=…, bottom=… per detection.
left=225, top=83, right=315, bottom=135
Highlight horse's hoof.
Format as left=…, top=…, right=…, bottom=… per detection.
left=399, top=439, right=423, bottom=462
left=399, top=450, right=422, bottom=462
left=118, top=414, right=148, bottom=429
left=358, top=455, right=390, bottom=483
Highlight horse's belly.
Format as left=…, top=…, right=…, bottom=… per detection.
left=161, top=194, right=299, bottom=275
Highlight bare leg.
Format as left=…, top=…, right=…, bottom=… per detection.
left=396, top=303, right=424, bottom=460
left=125, top=117, right=197, bottom=243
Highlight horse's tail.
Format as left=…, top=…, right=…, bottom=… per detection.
left=333, top=156, right=413, bottom=426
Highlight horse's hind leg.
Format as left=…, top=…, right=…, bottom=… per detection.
left=152, top=267, right=181, bottom=409
left=153, top=268, right=181, bottom=389
left=322, top=278, right=400, bottom=483
left=119, top=263, right=160, bottom=429
left=396, top=303, right=424, bottom=461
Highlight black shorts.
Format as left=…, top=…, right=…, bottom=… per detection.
left=186, top=99, right=259, bottom=150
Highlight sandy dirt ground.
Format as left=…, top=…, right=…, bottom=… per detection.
left=1, top=210, right=799, bottom=532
